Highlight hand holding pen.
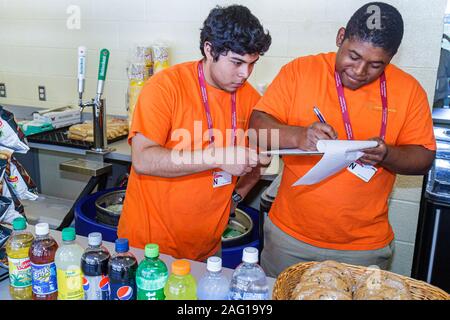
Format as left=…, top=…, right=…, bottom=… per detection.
left=296, top=106, right=338, bottom=151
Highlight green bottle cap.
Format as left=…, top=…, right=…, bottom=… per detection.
left=12, top=217, right=26, bottom=230
left=145, top=243, right=159, bottom=258
left=62, top=227, right=76, bottom=241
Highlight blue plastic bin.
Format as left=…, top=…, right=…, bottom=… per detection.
left=74, top=187, right=122, bottom=243
left=75, top=188, right=261, bottom=268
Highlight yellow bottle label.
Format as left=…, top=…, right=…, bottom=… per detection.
left=57, top=267, right=84, bottom=300
left=8, top=257, right=32, bottom=288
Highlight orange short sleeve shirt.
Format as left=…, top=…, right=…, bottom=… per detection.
left=254, top=52, right=436, bottom=251
left=118, top=61, right=261, bottom=261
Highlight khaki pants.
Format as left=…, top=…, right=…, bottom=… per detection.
left=261, top=216, right=395, bottom=278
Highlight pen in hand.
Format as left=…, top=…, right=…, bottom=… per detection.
left=313, top=106, right=337, bottom=140
left=313, top=106, right=327, bottom=124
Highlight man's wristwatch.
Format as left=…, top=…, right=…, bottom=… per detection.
left=232, top=190, right=243, bottom=204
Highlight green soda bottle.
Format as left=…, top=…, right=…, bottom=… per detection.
left=136, top=244, right=168, bottom=300
left=5, top=217, right=34, bottom=300
left=164, top=259, right=197, bottom=300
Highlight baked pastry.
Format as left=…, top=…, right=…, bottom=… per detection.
left=299, top=260, right=354, bottom=295
left=291, top=282, right=352, bottom=300
left=67, top=118, right=128, bottom=142
left=354, top=269, right=412, bottom=300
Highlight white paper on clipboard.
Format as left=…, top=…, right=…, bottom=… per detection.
left=261, top=140, right=378, bottom=186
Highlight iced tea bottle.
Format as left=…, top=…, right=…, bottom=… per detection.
left=29, top=223, right=59, bottom=300
left=5, top=217, right=34, bottom=300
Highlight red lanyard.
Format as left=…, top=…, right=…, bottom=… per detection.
left=198, top=61, right=237, bottom=146
left=334, top=71, right=388, bottom=140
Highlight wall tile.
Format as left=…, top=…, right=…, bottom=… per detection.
left=388, top=199, right=420, bottom=243
left=391, top=175, right=424, bottom=202
left=93, top=0, right=146, bottom=21
left=401, top=67, right=440, bottom=107
left=388, top=240, right=415, bottom=276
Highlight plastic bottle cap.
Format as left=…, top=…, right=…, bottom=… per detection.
left=145, top=243, right=159, bottom=258
left=35, top=223, right=49, bottom=236
left=242, top=247, right=258, bottom=264
left=115, top=238, right=129, bottom=253
left=207, top=256, right=222, bottom=272
left=172, top=260, right=190, bottom=276
left=61, top=227, right=76, bottom=241
left=88, top=232, right=102, bottom=246
left=12, top=217, right=26, bottom=231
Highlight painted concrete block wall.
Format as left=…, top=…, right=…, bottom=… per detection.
left=0, top=0, right=446, bottom=115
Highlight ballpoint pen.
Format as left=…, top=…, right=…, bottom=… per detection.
left=313, top=106, right=327, bottom=124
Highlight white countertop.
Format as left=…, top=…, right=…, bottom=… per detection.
left=0, top=226, right=276, bottom=300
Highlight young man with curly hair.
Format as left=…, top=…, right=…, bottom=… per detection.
left=118, top=5, right=271, bottom=261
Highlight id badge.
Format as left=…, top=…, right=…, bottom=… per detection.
left=213, top=171, right=232, bottom=188
left=347, top=162, right=377, bottom=182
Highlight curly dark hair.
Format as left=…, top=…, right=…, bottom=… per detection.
left=200, top=5, right=272, bottom=61
left=344, top=2, right=404, bottom=56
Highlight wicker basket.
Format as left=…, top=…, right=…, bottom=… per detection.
left=272, top=261, right=450, bottom=300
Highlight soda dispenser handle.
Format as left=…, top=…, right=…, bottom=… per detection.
left=77, top=46, right=87, bottom=104
left=96, top=48, right=110, bottom=97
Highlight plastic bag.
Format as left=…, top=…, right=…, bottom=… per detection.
left=2, top=180, right=25, bottom=214
left=0, top=105, right=29, bottom=154
left=4, top=157, right=38, bottom=201
left=0, top=196, right=22, bottom=225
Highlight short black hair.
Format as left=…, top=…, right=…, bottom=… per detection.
left=200, top=5, right=271, bottom=61
left=344, top=2, right=404, bottom=56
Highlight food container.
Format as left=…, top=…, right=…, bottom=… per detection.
left=221, top=208, right=253, bottom=248
left=94, top=190, right=125, bottom=226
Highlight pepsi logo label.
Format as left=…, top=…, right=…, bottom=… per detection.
left=99, top=275, right=110, bottom=291
left=117, top=286, right=133, bottom=300
left=82, top=277, right=90, bottom=291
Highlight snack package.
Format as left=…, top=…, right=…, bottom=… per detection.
left=2, top=180, right=25, bottom=215
left=4, top=157, right=38, bottom=201
left=0, top=106, right=30, bottom=154
left=0, top=196, right=22, bottom=225
left=0, top=155, right=7, bottom=183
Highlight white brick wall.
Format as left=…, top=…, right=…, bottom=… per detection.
left=388, top=175, right=425, bottom=276
left=0, top=0, right=446, bottom=115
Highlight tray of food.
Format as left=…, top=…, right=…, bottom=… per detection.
left=27, top=118, right=129, bottom=150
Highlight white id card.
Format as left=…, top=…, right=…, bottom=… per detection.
left=347, top=162, right=377, bottom=182
left=213, top=171, right=232, bottom=188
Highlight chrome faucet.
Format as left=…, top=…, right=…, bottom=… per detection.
left=77, top=47, right=110, bottom=153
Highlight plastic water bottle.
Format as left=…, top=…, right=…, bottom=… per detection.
left=229, top=247, right=269, bottom=300
left=29, top=223, right=58, bottom=300
left=5, top=217, right=34, bottom=300
left=136, top=243, right=168, bottom=300
left=55, top=227, right=84, bottom=300
left=108, top=238, right=138, bottom=300
left=81, top=232, right=111, bottom=300
left=197, top=256, right=230, bottom=300
left=164, top=260, right=197, bottom=300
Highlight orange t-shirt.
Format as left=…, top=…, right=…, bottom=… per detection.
left=118, top=61, right=261, bottom=261
left=254, top=52, right=436, bottom=251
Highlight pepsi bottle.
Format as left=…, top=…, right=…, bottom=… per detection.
left=108, top=238, right=138, bottom=300
left=81, top=232, right=111, bottom=300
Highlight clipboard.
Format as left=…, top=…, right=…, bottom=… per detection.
left=260, top=149, right=323, bottom=156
